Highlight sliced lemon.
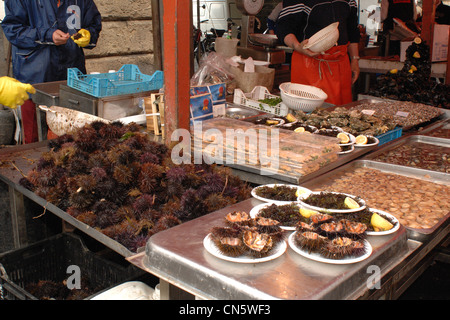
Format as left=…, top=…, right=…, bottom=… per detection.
left=355, top=135, right=368, bottom=145
left=295, top=188, right=309, bottom=197
left=337, top=132, right=350, bottom=144
left=299, top=207, right=319, bottom=218
left=286, top=113, right=297, bottom=123
left=294, top=127, right=305, bottom=133
left=413, top=37, right=422, bottom=44
left=344, top=197, right=360, bottom=209
left=371, top=212, right=393, bottom=231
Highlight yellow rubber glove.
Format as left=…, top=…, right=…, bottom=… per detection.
left=0, top=77, right=36, bottom=108
left=71, top=29, right=91, bottom=47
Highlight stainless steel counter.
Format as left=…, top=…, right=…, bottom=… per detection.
left=130, top=198, right=416, bottom=300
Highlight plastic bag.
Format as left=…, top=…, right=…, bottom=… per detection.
left=190, top=52, right=235, bottom=87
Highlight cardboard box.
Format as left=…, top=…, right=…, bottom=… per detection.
left=400, top=24, right=449, bottom=62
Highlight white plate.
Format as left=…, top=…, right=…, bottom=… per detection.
left=297, top=191, right=366, bottom=214
left=354, top=136, right=379, bottom=148
left=250, top=202, right=302, bottom=231
left=338, top=144, right=354, bottom=155
left=203, top=234, right=287, bottom=263
left=251, top=184, right=311, bottom=204
left=288, top=232, right=372, bottom=264
left=366, top=208, right=400, bottom=236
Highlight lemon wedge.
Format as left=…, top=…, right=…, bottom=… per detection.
left=344, top=197, right=360, bottom=209
left=295, top=188, right=309, bottom=197
left=286, top=113, right=297, bottom=123
left=299, top=207, right=318, bottom=218
left=294, top=127, right=305, bottom=133
left=371, top=213, right=393, bottom=231
left=413, top=51, right=421, bottom=58
left=355, top=135, right=368, bottom=145
left=337, top=132, right=350, bottom=144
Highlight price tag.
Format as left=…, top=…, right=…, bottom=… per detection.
left=361, top=109, right=376, bottom=116
left=396, top=111, right=409, bottom=117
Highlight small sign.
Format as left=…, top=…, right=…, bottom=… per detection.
left=395, top=111, right=409, bottom=117
left=361, top=109, right=376, bottom=116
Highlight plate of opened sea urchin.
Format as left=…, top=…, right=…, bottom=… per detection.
left=250, top=202, right=308, bottom=231
left=251, top=184, right=311, bottom=204
left=203, top=211, right=287, bottom=263
left=288, top=215, right=372, bottom=264
left=298, top=191, right=366, bottom=214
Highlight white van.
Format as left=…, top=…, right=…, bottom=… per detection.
left=192, top=0, right=242, bottom=34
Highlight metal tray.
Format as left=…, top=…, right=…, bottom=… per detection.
left=301, top=160, right=449, bottom=242
left=140, top=197, right=411, bottom=300
left=417, top=118, right=450, bottom=139
left=362, top=135, right=450, bottom=174
left=223, top=105, right=265, bottom=119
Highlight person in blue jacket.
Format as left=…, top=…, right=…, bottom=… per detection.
left=1, top=0, right=102, bottom=143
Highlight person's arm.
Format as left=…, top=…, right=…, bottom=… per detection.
left=284, top=34, right=319, bottom=57
left=346, top=1, right=361, bottom=84
left=1, top=0, right=58, bottom=49
left=348, top=43, right=360, bottom=84
left=381, top=0, right=389, bottom=22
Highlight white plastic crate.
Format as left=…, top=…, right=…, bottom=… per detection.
left=233, top=86, right=289, bottom=116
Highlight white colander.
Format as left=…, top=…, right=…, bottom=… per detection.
left=279, top=82, right=328, bottom=112
left=303, top=22, right=340, bottom=53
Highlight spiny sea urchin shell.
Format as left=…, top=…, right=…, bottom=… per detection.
left=295, top=231, right=327, bottom=254
left=242, top=229, right=273, bottom=258
left=211, top=226, right=245, bottom=257
left=321, top=237, right=358, bottom=259
left=225, top=211, right=251, bottom=227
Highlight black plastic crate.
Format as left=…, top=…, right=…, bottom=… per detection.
left=0, top=233, right=143, bottom=300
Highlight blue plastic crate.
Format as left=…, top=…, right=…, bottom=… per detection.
left=67, top=64, right=164, bottom=98
left=376, top=126, right=402, bottom=146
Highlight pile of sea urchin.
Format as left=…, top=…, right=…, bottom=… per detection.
left=19, top=121, right=251, bottom=252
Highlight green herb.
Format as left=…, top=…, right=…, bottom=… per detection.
left=258, top=97, right=282, bottom=106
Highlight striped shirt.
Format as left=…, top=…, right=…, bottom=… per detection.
left=277, top=0, right=360, bottom=46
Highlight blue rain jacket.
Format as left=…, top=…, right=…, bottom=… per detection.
left=1, top=0, right=102, bottom=84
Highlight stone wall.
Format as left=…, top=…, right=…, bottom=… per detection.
left=86, top=0, right=157, bottom=75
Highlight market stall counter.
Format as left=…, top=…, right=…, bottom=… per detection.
left=127, top=198, right=415, bottom=300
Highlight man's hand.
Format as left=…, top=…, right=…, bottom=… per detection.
left=0, top=77, right=36, bottom=108
left=52, top=29, right=70, bottom=45
left=294, top=39, right=321, bottom=57
left=351, top=59, right=360, bottom=84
